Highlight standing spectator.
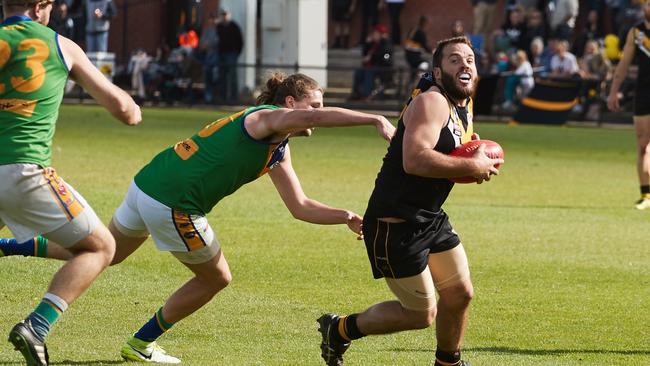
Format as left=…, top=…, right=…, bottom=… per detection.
left=359, top=0, right=382, bottom=47
left=350, top=24, right=392, bottom=100
left=128, top=49, right=151, bottom=104
left=547, top=0, right=579, bottom=41
left=216, top=8, right=243, bottom=104
left=521, top=9, right=547, bottom=54
left=331, top=0, right=356, bottom=48
left=472, top=0, right=498, bottom=39
left=572, top=9, right=606, bottom=57
left=84, top=0, right=116, bottom=52
left=404, top=16, right=431, bottom=89
left=550, top=39, right=580, bottom=77
left=384, top=0, right=405, bottom=45
left=200, top=11, right=220, bottom=104
left=48, top=1, right=74, bottom=39
left=617, top=0, right=644, bottom=48
left=451, top=20, right=467, bottom=38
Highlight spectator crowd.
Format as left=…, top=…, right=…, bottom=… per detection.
left=39, top=0, right=646, bottom=116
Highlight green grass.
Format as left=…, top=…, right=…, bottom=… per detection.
left=1, top=105, right=649, bottom=365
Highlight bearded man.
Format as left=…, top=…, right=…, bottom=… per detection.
left=317, top=36, right=503, bottom=366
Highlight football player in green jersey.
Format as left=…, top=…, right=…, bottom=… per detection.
left=1, top=72, right=394, bottom=363
left=0, top=0, right=141, bottom=365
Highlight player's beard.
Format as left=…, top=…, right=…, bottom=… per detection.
left=440, top=68, right=476, bottom=102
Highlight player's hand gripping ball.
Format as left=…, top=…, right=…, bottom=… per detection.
left=449, top=140, right=504, bottom=183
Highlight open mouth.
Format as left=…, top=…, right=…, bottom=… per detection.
left=458, top=73, right=472, bottom=84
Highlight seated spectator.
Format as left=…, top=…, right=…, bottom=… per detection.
left=529, top=36, right=545, bottom=69
left=502, top=49, right=535, bottom=109
left=350, top=24, right=393, bottom=100
left=578, top=40, right=612, bottom=81
left=550, top=40, right=579, bottom=77
left=493, top=5, right=527, bottom=53
left=578, top=40, right=612, bottom=120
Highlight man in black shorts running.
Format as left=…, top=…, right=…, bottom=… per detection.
left=317, top=36, right=503, bottom=366
left=608, top=0, right=650, bottom=210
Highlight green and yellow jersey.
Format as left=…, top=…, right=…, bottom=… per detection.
left=0, top=16, right=69, bottom=167
left=135, top=105, right=288, bottom=215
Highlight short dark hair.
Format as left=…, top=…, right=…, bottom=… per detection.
left=432, top=36, right=474, bottom=69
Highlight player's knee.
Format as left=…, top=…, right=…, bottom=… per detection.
left=201, top=268, right=232, bottom=293
left=440, top=282, right=474, bottom=309
left=405, top=307, right=435, bottom=329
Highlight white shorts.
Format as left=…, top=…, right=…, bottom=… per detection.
left=113, top=181, right=220, bottom=264
left=0, top=164, right=101, bottom=246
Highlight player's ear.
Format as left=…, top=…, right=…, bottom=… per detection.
left=433, top=67, right=441, bottom=80
left=284, top=95, right=295, bottom=108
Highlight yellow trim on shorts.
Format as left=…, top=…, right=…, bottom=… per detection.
left=172, top=210, right=206, bottom=251
left=43, top=170, right=83, bottom=221
left=385, top=222, right=396, bottom=278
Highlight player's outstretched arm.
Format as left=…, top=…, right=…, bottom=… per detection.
left=58, top=36, right=141, bottom=125
left=402, top=92, right=501, bottom=180
left=268, top=146, right=363, bottom=238
left=608, top=29, right=636, bottom=112
left=247, top=107, right=395, bottom=141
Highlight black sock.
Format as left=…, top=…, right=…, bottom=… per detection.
left=641, top=185, right=650, bottom=196
left=334, top=314, right=365, bottom=342
left=435, top=348, right=461, bottom=365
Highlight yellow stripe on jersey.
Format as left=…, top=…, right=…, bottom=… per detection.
left=43, top=169, right=84, bottom=221
left=257, top=144, right=277, bottom=177
left=172, top=210, right=207, bottom=251
left=198, top=109, right=246, bottom=138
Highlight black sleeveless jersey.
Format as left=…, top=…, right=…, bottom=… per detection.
left=365, top=73, right=474, bottom=223
left=633, top=23, right=650, bottom=88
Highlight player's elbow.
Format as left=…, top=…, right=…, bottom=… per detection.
left=112, top=97, right=141, bottom=126
left=403, top=156, right=420, bottom=175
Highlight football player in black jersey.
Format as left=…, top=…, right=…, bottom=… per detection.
left=608, top=0, right=650, bottom=210
left=318, top=36, right=503, bottom=366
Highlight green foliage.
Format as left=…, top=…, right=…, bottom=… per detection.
left=1, top=106, right=648, bottom=365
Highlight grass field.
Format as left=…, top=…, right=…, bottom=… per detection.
left=1, top=105, right=649, bottom=366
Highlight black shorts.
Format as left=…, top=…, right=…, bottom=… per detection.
left=634, top=87, right=650, bottom=116
left=362, top=213, right=461, bottom=279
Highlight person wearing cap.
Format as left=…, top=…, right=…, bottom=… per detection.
left=350, top=24, right=393, bottom=100
left=216, top=8, right=243, bottom=104
left=0, top=0, right=141, bottom=365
